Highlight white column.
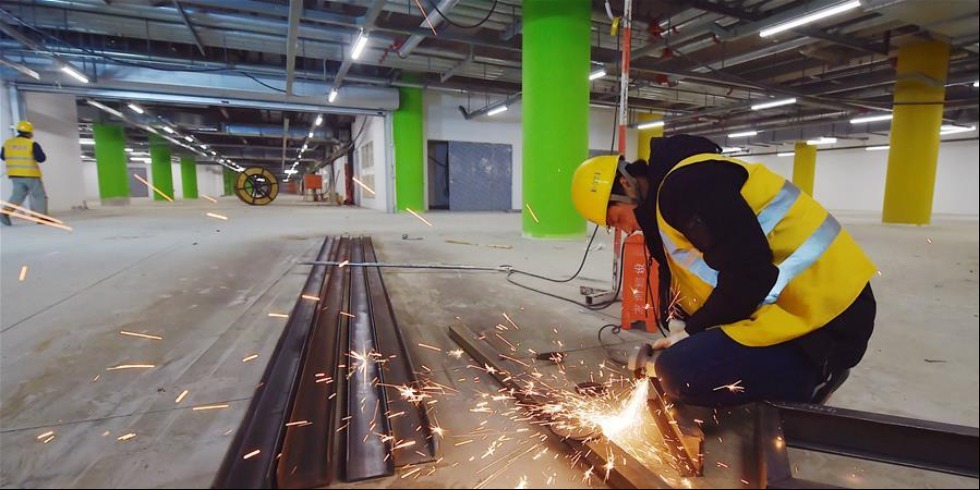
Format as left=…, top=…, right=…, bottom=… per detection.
left=22, top=92, right=86, bottom=212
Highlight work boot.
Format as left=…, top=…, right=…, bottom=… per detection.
left=811, top=369, right=850, bottom=405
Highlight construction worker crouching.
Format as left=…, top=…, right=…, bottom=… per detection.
left=2, top=121, right=48, bottom=226
left=571, top=135, right=877, bottom=407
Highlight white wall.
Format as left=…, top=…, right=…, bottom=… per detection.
left=197, top=165, right=223, bottom=198
left=353, top=115, right=388, bottom=212
left=12, top=93, right=87, bottom=212
left=749, top=139, right=979, bottom=216
left=423, top=93, right=634, bottom=211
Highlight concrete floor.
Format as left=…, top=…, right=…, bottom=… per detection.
left=1, top=196, right=977, bottom=489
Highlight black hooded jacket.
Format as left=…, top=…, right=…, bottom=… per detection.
left=635, top=135, right=875, bottom=371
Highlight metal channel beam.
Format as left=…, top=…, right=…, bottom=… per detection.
left=774, top=402, right=980, bottom=479
left=276, top=238, right=347, bottom=489
left=363, top=237, right=437, bottom=467
left=213, top=237, right=335, bottom=489
left=448, top=324, right=671, bottom=489
left=345, top=237, right=395, bottom=481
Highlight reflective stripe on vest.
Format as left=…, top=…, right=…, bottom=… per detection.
left=658, top=177, right=837, bottom=305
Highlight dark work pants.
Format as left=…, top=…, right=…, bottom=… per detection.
left=654, top=328, right=823, bottom=407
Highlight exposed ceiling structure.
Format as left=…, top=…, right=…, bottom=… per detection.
left=1, top=0, right=978, bottom=172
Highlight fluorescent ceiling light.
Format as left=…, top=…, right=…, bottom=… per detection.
left=721, top=146, right=743, bottom=154
left=60, top=64, right=89, bottom=83
left=589, top=68, right=607, bottom=81
left=315, top=115, right=323, bottom=126
left=777, top=152, right=795, bottom=157
left=866, top=145, right=890, bottom=151
left=79, top=138, right=95, bottom=145
left=487, top=105, right=508, bottom=116
left=806, top=137, right=838, bottom=145
left=328, top=89, right=338, bottom=103
left=637, top=120, right=665, bottom=130
left=307, top=131, right=314, bottom=138
left=284, top=169, right=299, bottom=175
left=850, top=114, right=893, bottom=124
left=940, top=124, right=976, bottom=136
left=125, top=148, right=134, bottom=153
left=198, top=144, right=208, bottom=149
left=127, top=103, right=145, bottom=114
left=162, top=126, right=175, bottom=134
left=974, top=81, right=979, bottom=88
left=351, top=31, right=369, bottom=60
left=760, top=1, right=862, bottom=38
left=184, top=135, right=194, bottom=142
left=728, top=130, right=759, bottom=138
left=85, top=100, right=125, bottom=119
left=751, top=98, right=797, bottom=111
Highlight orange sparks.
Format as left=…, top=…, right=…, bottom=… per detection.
left=525, top=204, right=540, bottom=223
left=417, top=343, right=442, bottom=352
left=0, top=200, right=65, bottom=224
left=0, top=208, right=73, bottom=232
left=716, top=461, right=730, bottom=469
left=205, top=212, right=229, bottom=221
left=454, top=439, right=474, bottom=447
left=201, top=194, right=218, bottom=203
left=301, top=294, right=320, bottom=301
left=412, top=0, right=438, bottom=35
left=401, top=467, right=424, bottom=480
left=285, top=420, right=312, bottom=427
left=351, top=177, right=376, bottom=196
left=338, top=260, right=350, bottom=268
left=36, top=431, right=55, bottom=441
left=106, top=364, right=155, bottom=371
left=392, top=440, right=417, bottom=451
left=713, top=380, right=745, bottom=393
left=267, top=312, right=289, bottom=318
left=175, top=390, right=190, bottom=404
left=132, top=174, right=174, bottom=202
left=119, top=330, right=164, bottom=341
left=242, top=354, right=259, bottom=363
left=18, top=266, right=28, bottom=282
left=193, top=404, right=230, bottom=411
left=42, top=435, right=56, bottom=444
left=516, top=476, right=529, bottom=489
left=406, top=208, right=433, bottom=227
left=926, top=238, right=933, bottom=244
left=340, top=311, right=356, bottom=319
left=243, top=449, right=261, bottom=460
left=448, top=349, right=465, bottom=359
left=92, top=375, right=101, bottom=382
left=117, top=433, right=136, bottom=441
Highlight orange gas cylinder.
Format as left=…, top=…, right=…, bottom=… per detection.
left=621, top=233, right=660, bottom=331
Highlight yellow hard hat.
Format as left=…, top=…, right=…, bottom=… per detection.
left=571, top=155, right=621, bottom=226
left=16, top=121, right=33, bottom=133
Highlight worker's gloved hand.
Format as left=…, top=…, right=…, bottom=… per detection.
left=652, top=319, right=690, bottom=350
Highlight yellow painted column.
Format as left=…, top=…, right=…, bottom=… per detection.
left=883, top=39, right=950, bottom=225
left=636, top=113, right=663, bottom=161
left=792, top=142, right=816, bottom=196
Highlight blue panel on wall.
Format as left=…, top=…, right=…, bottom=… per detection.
left=447, top=142, right=512, bottom=211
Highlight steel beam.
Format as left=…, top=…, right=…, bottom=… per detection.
left=172, top=1, right=206, bottom=57
left=284, top=0, right=303, bottom=95
left=213, top=237, right=335, bottom=489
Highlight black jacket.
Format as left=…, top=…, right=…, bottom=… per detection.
left=636, top=135, right=875, bottom=371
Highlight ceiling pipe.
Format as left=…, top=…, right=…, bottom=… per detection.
left=283, top=0, right=304, bottom=95
left=330, top=0, right=387, bottom=96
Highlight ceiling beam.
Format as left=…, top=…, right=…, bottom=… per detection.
left=172, top=1, right=206, bottom=57
left=284, top=0, right=303, bottom=95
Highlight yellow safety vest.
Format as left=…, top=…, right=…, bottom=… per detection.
left=3, top=136, right=42, bottom=178
left=656, top=154, right=876, bottom=347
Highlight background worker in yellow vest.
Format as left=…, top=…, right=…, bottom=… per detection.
left=1, top=121, right=48, bottom=226
left=572, top=135, right=877, bottom=407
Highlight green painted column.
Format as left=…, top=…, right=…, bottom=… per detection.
left=148, top=134, right=174, bottom=201
left=92, top=124, right=130, bottom=205
left=393, top=84, right=425, bottom=211
left=180, top=155, right=198, bottom=199
left=522, top=0, right=590, bottom=238
left=792, top=142, right=817, bottom=196
left=223, top=168, right=235, bottom=196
